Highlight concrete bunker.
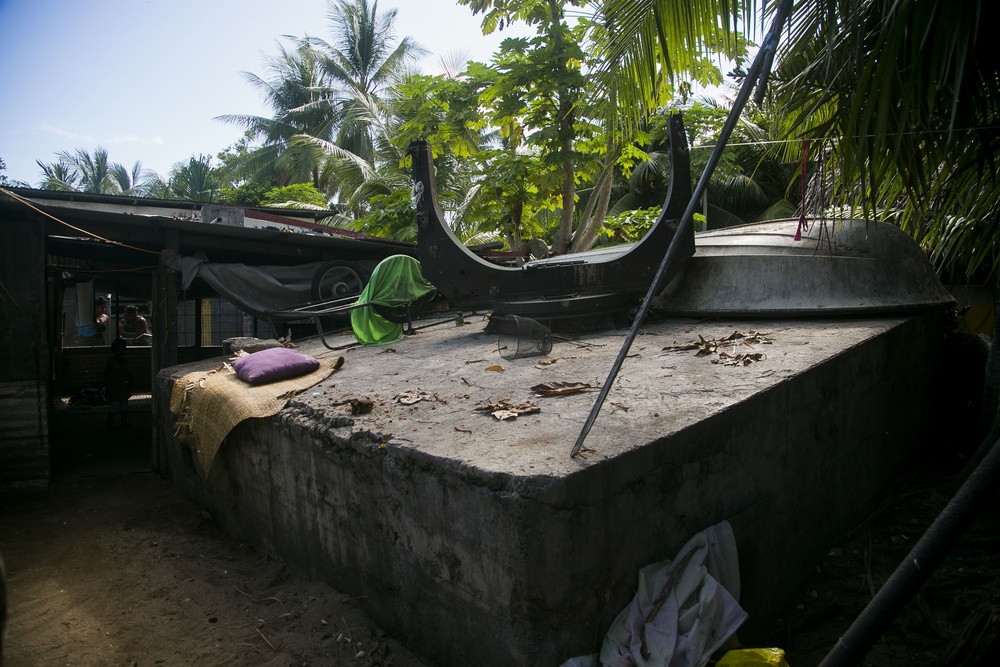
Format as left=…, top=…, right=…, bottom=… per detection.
left=157, top=307, right=944, bottom=665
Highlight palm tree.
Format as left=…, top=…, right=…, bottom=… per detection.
left=217, top=41, right=334, bottom=188
left=168, top=155, right=221, bottom=202
left=218, top=0, right=425, bottom=207
left=36, top=159, right=80, bottom=191
left=36, top=147, right=159, bottom=196
left=690, top=97, right=801, bottom=228
left=304, top=0, right=426, bottom=162
left=591, top=0, right=997, bottom=277
left=770, top=0, right=997, bottom=280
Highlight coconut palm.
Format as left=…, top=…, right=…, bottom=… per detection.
left=303, top=0, right=426, bottom=162
left=218, top=0, right=425, bottom=205
left=36, top=159, right=80, bottom=191
left=770, top=0, right=998, bottom=280
left=36, top=147, right=159, bottom=196
left=217, top=41, right=334, bottom=188
left=591, top=0, right=998, bottom=278
left=168, top=155, right=222, bottom=202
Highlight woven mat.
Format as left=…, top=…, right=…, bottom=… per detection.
left=169, top=356, right=343, bottom=477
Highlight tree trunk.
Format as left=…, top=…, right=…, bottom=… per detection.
left=569, top=163, right=615, bottom=253
left=544, top=0, right=576, bottom=255
left=550, top=137, right=576, bottom=254
left=503, top=200, right=524, bottom=252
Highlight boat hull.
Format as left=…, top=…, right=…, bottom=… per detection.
left=654, top=219, right=955, bottom=316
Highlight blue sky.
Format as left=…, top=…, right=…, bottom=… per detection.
left=0, top=0, right=533, bottom=186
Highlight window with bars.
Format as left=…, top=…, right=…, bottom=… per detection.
left=176, top=297, right=274, bottom=347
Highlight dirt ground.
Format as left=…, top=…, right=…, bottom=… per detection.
left=2, top=416, right=999, bottom=666
left=1, top=416, right=428, bottom=667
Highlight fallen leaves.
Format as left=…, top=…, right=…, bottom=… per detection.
left=395, top=389, right=447, bottom=405
left=484, top=365, right=505, bottom=372
left=530, top=381, right=593, bottom=397
left=661, top=330, right=772, bottom=366
left=474, top=399, right=540, bottom=420
left=396, top=390, right=432, bottom=405
left=661, top=334, right=718, bottom=355
left=713, top=352, right=765, bottom=367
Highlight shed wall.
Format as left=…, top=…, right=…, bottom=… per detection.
left=0, top=217, right=49, bottom=488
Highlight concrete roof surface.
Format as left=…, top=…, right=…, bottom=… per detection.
left=165, top=314, right=907, bottom=480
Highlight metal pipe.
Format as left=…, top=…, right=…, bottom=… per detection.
left=571, top=0, right=794, bottom=457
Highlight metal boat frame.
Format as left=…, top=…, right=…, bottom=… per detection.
left=408, top=114, right=696, bottom=319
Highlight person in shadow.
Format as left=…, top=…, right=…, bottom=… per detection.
left=95, top=296, right=109, bottom=342
left=118, top=305, right=150, bottom=345
left=104, top=338, right=133, bottom=429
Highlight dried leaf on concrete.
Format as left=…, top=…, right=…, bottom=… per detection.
left=530, top=381, right=594, bottom=397
left=718, top=330, right=772, bottom=345
left=661, top=334, right=716, bottom=355
left=474, top=399, right=540, bottom=420
left=485, top=365, right=505, bottom=372
left=395, top=389, right=433, bottom=405
left=663, top=331, right=773, bottom=359
left=712, top=352, right=765, bottom=367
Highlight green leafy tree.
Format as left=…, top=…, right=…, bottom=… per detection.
left=453, top=0, right=741, bottom=254
left=217, top=182, right=271, bottom=207
left=260, top=182, right=331, bottom=208
left=462, top=0, right=595, bottom=254
left=352, top=189, right=418, bottom=240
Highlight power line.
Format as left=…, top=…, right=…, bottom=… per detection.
left=0, top=187, right=161, bottom=255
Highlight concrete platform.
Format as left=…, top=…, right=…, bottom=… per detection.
left=157, top=311, right=942, bottom=665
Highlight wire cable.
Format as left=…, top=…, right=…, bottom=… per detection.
left=0, top=187, right=161, bottom=255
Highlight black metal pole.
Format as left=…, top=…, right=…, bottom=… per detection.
left=571, top=0, right=794, bottom=457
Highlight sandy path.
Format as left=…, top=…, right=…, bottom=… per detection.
left=0, top=472, right=427, bottom=667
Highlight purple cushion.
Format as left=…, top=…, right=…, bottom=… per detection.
left=232, top=347, right=320, bottom=385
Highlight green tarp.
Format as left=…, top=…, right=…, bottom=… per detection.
left=350, top=255, right=437, bottom=345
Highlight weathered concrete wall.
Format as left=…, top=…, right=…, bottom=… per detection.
left=0, top=381, right=50, bottom=488
left=159, top=313, right=940, bottom=665
left=0, top=217, right=49, bottom=488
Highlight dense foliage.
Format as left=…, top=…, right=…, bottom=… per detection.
left=19, top=0, right=998, bottom=280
